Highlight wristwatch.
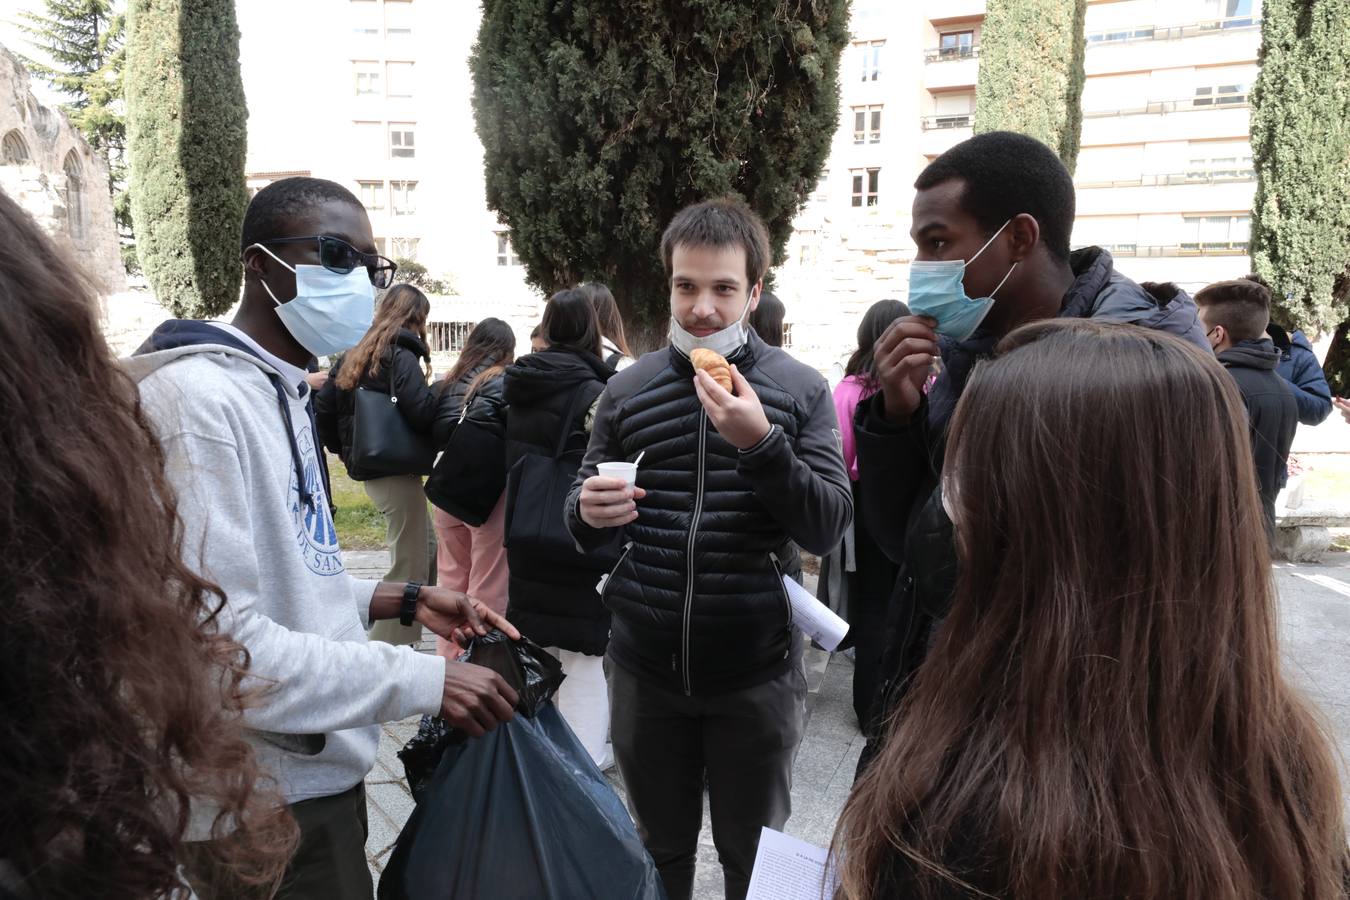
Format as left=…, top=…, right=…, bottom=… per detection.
left=399, top=581, right=422, bottom=627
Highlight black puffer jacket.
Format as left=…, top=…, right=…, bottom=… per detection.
left=432, top=359, right=495, bottom=449
left=566, top=331, right=853, bottom=696
left=503, top=347, right=615, bottom=654
left=314, top=329, right=436, bottom=480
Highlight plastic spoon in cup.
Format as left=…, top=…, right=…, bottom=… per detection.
left=633, top=450, right=645, bottom=468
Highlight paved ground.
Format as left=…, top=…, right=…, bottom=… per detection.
left=349, top=549, right=1350, bottom=899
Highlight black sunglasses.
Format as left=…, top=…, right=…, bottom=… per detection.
left=258, top=235, right=398, bottom=289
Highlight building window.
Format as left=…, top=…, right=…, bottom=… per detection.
left=390, top=180, right=417, bottom=215
left=850, top=168, right=880, bottom=207
left=855, top=40, right=883, bottom=82
left=852, top=105, right=882, bottom=144
left=1181, top=214, right=1251, bottom=252
left=386, top=61, right=414, bottom=98
left=496, top=233, right=521, bottom=266
left=1193, top=83, right=1247, bottom=107
left=1186, top=153, right=1254, bottom=181
left=925, top=93, right=975, bottom=129
left=938, top=30, right=974, bottom=59
left=390, top=236, right=420, bottom=259
left=389, top=123, right=415, bottom=158
left=810, top=170, right=829, bottom=204
left=353, top=60, right=380, bottom=96
left=357, top=180, right=384, bottom=210
left=796, top=231, right=820, bottom=266
left=1, top=130, right=30, bottom=164
left=63, top=151, right=85, bottom=240
left=385, top=0, right=413, bottom=40
left=781, top=322, right=795, bottom=349
left=429, top=321, right=477, bottom=354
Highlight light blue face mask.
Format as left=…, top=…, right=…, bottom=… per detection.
left=250, top=243, right=375, bottom=357
left=907, top=220, right=1017, bottom=342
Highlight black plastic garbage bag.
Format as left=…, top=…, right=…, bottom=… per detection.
left=396, top=630, right=564, bottom=801
left=379, top=633, right=665, bottom=900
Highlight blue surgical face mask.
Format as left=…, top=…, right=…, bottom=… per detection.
left=907, top=220, right=1017, bottom=342
left=249, top=243, right=375, bottom=357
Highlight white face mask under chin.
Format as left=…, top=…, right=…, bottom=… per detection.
left=669, top=289, right=758, bottom=358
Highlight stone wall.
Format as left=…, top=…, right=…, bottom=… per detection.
left=0, top=43, right=125, bottom=294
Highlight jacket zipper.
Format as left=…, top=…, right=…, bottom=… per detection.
left=681, top=409, right=709, bottom=695
left=769, top=551, right=793, bottom=657
left=596, top=540, right=635, bottom=606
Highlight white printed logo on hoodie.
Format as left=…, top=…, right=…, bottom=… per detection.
left=292, top=425, right=345, bottom=576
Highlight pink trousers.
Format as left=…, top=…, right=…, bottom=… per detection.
left=432, top=497, right=509, bottom=659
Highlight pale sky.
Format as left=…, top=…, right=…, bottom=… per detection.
left=1, top=0, right=84, bottom=106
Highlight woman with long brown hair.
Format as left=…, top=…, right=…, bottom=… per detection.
left=315, top=283, right=438, bottom=644
left=577, top=281, right=633, bottom=368
left=429, top=317, right=517, bottom=657
left=0, top=192, right=296, bottom=896
left=832, top=320, right=1346, bottom=900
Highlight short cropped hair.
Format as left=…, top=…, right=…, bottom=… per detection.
left=1195, top=278, right=1272, bottom=341
left=660, top=197, right=772, bottom=288
left=914, top=131, right=1075, bottom=262
left=241, top=177, right=363, bottom=251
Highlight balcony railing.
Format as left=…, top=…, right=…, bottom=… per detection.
left=1082, top=96, right=1249, bottom=118
left=1088, top=242, right=1250, bottom=258
left=921, top=113, right=974, bottom=130
left=1076, top=168, right=1255, bottom=189
left=923, top=45, right=980, bottom=63
left=1085, top=15, right=1259, bottom=46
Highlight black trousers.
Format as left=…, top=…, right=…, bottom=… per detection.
left=607, top=655, right=807, bottom=900
left=184, top=782, right=371, bottom=900
left=849, top=480, right=901, bottom=737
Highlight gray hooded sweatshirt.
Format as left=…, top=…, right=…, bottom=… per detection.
left=125, top=320, right=444, bottom=810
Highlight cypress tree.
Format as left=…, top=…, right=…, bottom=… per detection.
left=973, top=0, right=1087, bottom=171
left=471, top=0, right=850, bottom=345
left=125, top=0, right=248, bottom=318
left=1249, top=0, right=1350, bottom=390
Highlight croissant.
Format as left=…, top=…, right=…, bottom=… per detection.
left=690, top=348, right=733, bottom=393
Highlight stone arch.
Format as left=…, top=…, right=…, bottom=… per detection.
left=63, top=150, right=86, bottom=240
left=2, top=130, right=30, bottom=164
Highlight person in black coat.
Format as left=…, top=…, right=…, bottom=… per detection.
left=1196, top=278, right=1298, bottom=532
left=314, top=283, right=438, bottom=644
left=427, top=318, right=516, bottom=658
left=502, top=289, right=616, bottom=766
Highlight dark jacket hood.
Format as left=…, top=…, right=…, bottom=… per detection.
left=394, top=328, right=430, bottom=360
left=1218, top=337, right=1282, bottom=371
left=504, top=348, right=613, bottom=407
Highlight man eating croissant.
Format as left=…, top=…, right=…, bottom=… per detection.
left=565, top=197, right=853, bottom=900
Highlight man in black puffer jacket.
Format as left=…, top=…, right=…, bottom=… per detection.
left=565, top=199, right=852, bottom=900
left=851, top=133, right=1212, bottom=776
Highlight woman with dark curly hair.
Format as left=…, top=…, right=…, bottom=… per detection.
left=0, top=191, right=297, bottom=897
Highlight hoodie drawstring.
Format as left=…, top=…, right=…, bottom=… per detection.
left=268, top=375, right=316, bottom=512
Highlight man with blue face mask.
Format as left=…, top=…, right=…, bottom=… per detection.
left=565, top=198, right=852, bottom=900
left=125, top=177, right=520, bottom=899
left=850, top=132, right=1210, bottom=776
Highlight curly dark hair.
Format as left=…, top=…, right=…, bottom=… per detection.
left=0, top=191, right=297, bottom=897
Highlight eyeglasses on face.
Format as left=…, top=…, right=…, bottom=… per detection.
left=258, top=235, right=398, bottom=289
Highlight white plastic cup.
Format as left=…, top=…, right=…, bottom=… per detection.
left=597, top=461, right=638, bottom=486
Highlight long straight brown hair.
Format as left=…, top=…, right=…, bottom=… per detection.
left=832, top=319, right=1345, bottom=900
left=335, top=282, right=430, bottom=390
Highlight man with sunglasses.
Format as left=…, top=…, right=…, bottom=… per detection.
left=127, top=177, right=519, bottom=899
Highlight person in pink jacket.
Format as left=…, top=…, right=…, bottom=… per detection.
left=831, top=299, right=907, bottom=734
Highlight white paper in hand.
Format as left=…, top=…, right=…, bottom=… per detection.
left=783, top=576, right=849, bottom=651
left=747, top=827, right=838, bottom=900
